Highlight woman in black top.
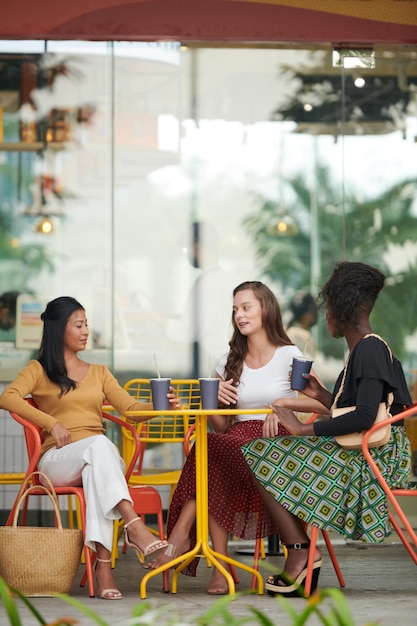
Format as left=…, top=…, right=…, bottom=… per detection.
left=242, top=262, right=412, bottom=596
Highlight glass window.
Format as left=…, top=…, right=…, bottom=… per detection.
left=0, top=41, right=416, bottom=389
left=1, top=39, right=417, bottom=507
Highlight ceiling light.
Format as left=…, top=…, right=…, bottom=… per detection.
left=34, top=216, right=54, bottom=234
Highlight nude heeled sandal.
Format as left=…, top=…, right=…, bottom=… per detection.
left=124, top=516, right=168, bottom=564
left=95, top=557, right=123, bottom=600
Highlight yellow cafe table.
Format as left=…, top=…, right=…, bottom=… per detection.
left=122, top=407, right=270, bottom=598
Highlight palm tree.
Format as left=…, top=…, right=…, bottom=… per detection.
left=243, top=164, right=417, bottom=359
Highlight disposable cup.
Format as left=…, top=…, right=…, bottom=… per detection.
left=150, top=378, right=171, bottom=411
left=290, top=357, right=313, bottom=391
left=199, top=378, right=220, bottom=410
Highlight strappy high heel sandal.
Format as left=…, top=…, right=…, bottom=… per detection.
left=265, top=542, right=323, bottom=598
left=143, top=543, right=178, bottom=569
left=124, top=516, right=168, bottom=564
left=94, top=557, right=123, bottom=600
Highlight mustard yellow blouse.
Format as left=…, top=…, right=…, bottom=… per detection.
left=0, top=360, right=152, bottom=456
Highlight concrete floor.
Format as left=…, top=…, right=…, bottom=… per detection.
left=1, top=536, right=416, bottom=626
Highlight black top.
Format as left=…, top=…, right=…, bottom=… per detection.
left=314, top=335, right=412, bottom=437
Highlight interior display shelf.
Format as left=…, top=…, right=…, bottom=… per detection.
left=0, top=141, right=68, bottom=152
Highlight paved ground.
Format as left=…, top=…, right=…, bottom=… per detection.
left=1, top=537, right=416, bottom=626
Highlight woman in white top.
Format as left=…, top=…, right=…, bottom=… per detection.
left=148, top=281, right=325, bottom=594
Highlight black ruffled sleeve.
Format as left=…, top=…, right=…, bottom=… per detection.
left=313, top=335, right=411, bottom=437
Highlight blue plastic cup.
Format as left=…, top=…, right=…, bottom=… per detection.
left=150, top=378, right=171, bottom=411
left=199, top=378, right=220, bottom=410
left=290, top=357, right=313, bottom=391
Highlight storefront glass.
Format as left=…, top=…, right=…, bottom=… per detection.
left=1, top=41, right=417, bottom=501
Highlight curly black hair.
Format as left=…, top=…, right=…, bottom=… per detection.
left=317, top=262, right=385, bottom=331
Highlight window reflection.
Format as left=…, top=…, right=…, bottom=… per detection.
left=0, top=42, right=415, bottom=393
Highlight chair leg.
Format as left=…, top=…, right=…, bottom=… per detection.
left=388, top=512, right=417, bottom=565
left=259, top=536, right=266, bottom=560
left=79, top=546, right=96, bottom=597
left=251, top=537, right=261, bottom=591
left=84, top=547, right=96, bottom=597
left=304, top=525, right=319, bottom=597
left=111, top=519, right=122, bottom=567
left=304, top=527, right=344, bottom=596
left=128, top=486, right=170, bottom=592
left=74, top=497, right=86, bottom=564
left=321, top=529, right=345, bottom=587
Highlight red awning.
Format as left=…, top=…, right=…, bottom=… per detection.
left=1, top=0, right=417, bottom=44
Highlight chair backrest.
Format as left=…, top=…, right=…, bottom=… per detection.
left=101, top=410, right=141, bottom=482
left=362, top=401, right=417, bottom=565
left=305, top=412, right=320, bottom=424
left=10, top=398, right=44, bottom=485
left=10, top=398, right=141, bottom=486
left=123, top=378, right=200, bottom=439
left=122, top=378, right=200, bottom=472
left=123, top=378, right=200, bottom=438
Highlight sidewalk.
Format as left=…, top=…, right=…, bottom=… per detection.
left=1, top=537, right=416, bottom=626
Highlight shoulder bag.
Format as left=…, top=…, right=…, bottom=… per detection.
left=331, top=334, right=393, bottom=450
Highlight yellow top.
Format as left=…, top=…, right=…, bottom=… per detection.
left=0, top=360, right=152, bottom=457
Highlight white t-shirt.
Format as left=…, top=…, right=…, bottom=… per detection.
left=216, top=345, right=302, bottom=421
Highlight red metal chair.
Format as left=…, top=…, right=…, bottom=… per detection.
left=124, top=485, right=169, bottom=592
left=362, top=401, right=417, bottom=566
left=6, top=401, right=141, bottom=598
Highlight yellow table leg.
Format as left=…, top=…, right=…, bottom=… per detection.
left=139, top=411, right=264, bottom=598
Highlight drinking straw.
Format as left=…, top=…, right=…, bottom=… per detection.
left=153, top=353, right=161, bottom=378
left=303, top=340, right=309, bottom=357
left=208, top=357, right=212, bottom=378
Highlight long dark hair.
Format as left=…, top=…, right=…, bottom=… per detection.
left=224, top=281, right=292, bottom=383
left=37, top=296, right=85, bottom=396
left=317, top=262, right=385, bottom=332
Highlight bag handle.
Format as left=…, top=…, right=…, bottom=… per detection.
left=12, top=471, right=63, bottom=530
left=331, top=333, right=393, bottom=416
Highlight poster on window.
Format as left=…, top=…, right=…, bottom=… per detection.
left=15, top=295, right=49, bottom=350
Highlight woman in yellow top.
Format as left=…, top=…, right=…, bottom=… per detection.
left=0, top=296, right=179, bottom=600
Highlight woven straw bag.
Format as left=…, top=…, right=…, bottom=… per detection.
left=0, top=472, right=83, bottom=596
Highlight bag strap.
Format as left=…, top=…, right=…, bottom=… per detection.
left=12, top=471, right=63, bottom=529
left=331, top=333, right=393, bottom=416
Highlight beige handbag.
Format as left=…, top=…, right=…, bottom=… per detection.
left=0, top=471, right=83, bottom=596
left=332, top=334, right=393, bottom=450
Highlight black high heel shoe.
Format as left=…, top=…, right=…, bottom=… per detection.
left=265, top=542, right=322, bottom=598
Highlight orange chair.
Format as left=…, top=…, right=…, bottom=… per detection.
left=6, top=402, right=141, bottom=598
left=124, top=485, right=169, bottom=592
left=362, top=401, right=417, bottom=566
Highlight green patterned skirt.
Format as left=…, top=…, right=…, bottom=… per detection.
left=241, top=426, right=411, bottom=542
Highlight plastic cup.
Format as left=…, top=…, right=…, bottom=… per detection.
left=199, top=378, right=220, bottom=410
left=290, top=357, right=313, bottom=391
left=150, top=378, right=171, bottom=411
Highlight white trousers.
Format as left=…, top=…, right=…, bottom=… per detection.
left=38, top=435, right=132, bottom=552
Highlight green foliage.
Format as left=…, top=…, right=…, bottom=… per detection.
left=0, top=576, right=379, bottom=626
left=243, top=164, right=417, bottom=360
left=0, top=158, right=55, bottom=290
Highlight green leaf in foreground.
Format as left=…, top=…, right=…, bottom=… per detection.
left=55, top=594, right=110, bottom=626
left=0, top=578, right=23, bottom=626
